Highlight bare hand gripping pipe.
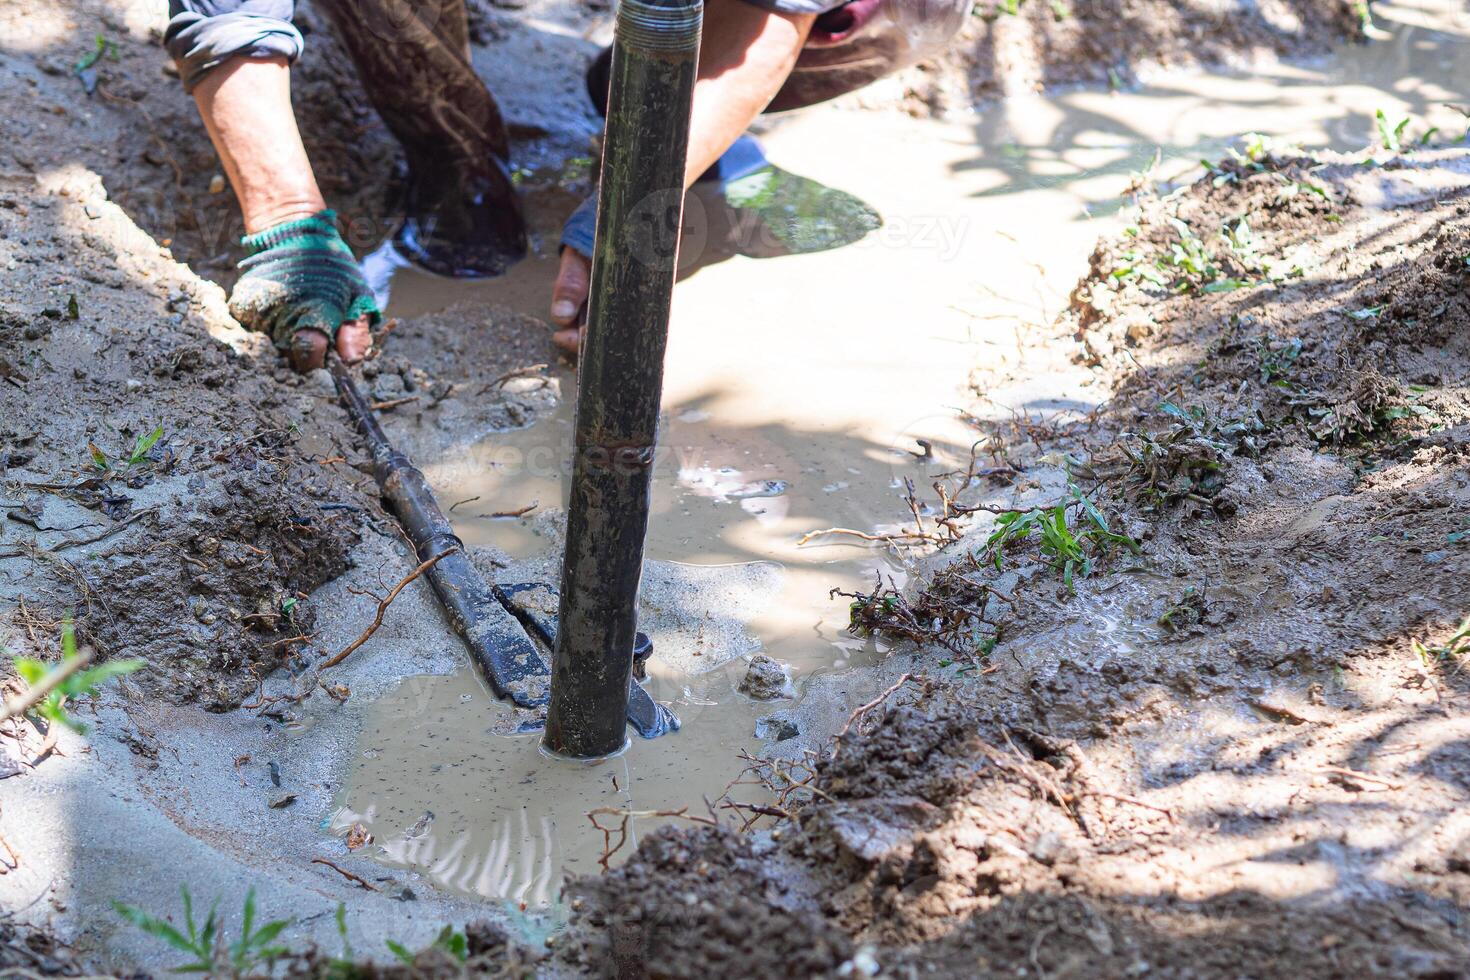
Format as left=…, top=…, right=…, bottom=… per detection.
left=544, top=0, right=703, bottom=758
left=328, top=356, right=676, bottom=738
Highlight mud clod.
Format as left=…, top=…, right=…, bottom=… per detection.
left=559, top=827, right=852, bottom=979
left=738, top=655, right=794, bottom=700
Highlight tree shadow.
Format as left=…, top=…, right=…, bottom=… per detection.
left=950, top=5, right=1470, bottom=213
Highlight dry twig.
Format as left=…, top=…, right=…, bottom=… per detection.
left=0, top=653, right=89, bottom=725
left=836, top=674, right=916, bottom=743
left=481, top=502, right=538, bottom=519
left=369, top=396, right=419, bottom=412
left=311, top=857, right=380, bottom=891
left=796, top=527, right=936, bottom=548
left=1317, top=765, right=1404, bottom=791
left=479, top=364, right=549, bottom=394
left=320, top=550, right=451, bottom=669
left=586, top=806, right=718, bottom=871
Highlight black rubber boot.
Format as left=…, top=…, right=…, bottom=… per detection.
left=314, top=0, right=527, bottom=277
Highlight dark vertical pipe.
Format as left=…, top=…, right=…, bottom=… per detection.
left=544, top=0, right=702, bottom=758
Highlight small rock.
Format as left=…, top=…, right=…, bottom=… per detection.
left=305, top=367, right=335, bottom=398
left=268, top=792, right=296, bottom=809
left=371, top=372, right=407, bottom=403
left=754, top=715, right=799, bottom=742
left=1028, top=831, right=1065, bottom=865
left=839, top=946, right=880, bottom=978
left=0, top=740, right=26, bottom=779
left=208, top=174, right=226, bottom=194
left=738, top=655, right=794, bottom=700
left=1124, top=315, right=1154, bottom=343
left=729, top=480, right=788, bottom=500
left=816, top=797, right=937, bottom=863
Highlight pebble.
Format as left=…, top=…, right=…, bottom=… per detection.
left=304, top=367, right=335, bottom=398
left=754, top=715, right=799, bottom=742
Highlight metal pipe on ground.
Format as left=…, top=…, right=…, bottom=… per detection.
left=327, top=356, right=678, bottom=736
left=329, top=356, right=550, bottom=708
left=543, top=0, right=703, bottom=759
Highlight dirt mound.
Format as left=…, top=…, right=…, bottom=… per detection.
left=0, top=173, right=554, bottom=717
left=1066, top=142, right=1470, bottom=678
left=0, top=171, right=375, bottom=710
left=559, top=827, right=853, bottom=979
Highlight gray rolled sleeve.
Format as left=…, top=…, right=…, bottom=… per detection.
left=165, top=0, right=305, bottom=92
left=735, top=0, right=847, bottom=16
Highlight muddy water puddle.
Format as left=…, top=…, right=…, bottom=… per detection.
left=326, top=670, right=763, bottom=907
left=327, top=0, right=1470, bottom=905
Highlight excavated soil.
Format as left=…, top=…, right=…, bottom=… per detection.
left=0, top=168, right=368, bottom=712
left=546, top=146, right=1470, bottom=978
left=0, top=0, right=1425, bottom=975
left=0, top=172, right=554, bottom=714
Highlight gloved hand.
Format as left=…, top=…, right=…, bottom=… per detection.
left=228, top=210, right=380, bottom=371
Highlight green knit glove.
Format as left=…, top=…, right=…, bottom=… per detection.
left=228, top=210, right=379, bottom=349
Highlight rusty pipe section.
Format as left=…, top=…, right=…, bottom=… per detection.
left=543, top=0, right=702, bottom=758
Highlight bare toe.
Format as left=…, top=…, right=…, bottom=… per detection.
left=290, top=329, right=331, bottom=372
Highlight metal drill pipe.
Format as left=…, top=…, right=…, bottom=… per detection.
left=544, top=0, right=703, bottom=758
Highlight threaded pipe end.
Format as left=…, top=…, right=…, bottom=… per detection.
left=615, top=0, right=702, bottom=52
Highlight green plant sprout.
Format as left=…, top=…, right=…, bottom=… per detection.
left=984, top=488, right=1140, bottom=591
left=73, top=32, right=118, bottom=74
left=89, top=424, right=163, bottom=473
left=1158, top=587, right=1206, bottom=632
left=388, top=925, right=468, bottom=965
left=1164, top=217, right=1217, bottom=284
left=1120, top=401, right=1265, bottom=512
left=115, top=889, right=477, bottom=977
left=1256, top=336, right=1303, bottom=386
left=1352, top=0, right=1374, bottom=32
left=113, top=887, right=291, bottom=975
left=10, top=620, right=143, bottom=733
left=1412, top=617, right=1470, bottom=671
left=1376, top=109, right=1410, bottom=152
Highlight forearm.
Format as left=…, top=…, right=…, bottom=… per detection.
left=684, top=1, right=813, bottom=187
left=190, top=55, right=325, bottom=234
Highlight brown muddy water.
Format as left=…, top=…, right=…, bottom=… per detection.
left=327, top=0, right=1470, bottom=906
